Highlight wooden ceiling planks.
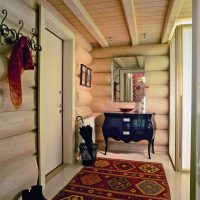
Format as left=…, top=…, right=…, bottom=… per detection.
left=135, top=0, right=170, bottom=44
left=81, top=0, right=117, bottom=5
left=47, top=0, right=192, bottom=47
left=81, top=0, right=131, bottom=46
left=46, top=0, right=98, bottom=44
left=178, top=0, right=192, bottom=19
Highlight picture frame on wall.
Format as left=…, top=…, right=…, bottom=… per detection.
left=80, top=64, right=92, bottom=87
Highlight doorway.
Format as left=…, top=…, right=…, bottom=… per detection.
left=43, top=29, right=63, bottom=175
left=169, top=25, right=192, bottom=171
left=39, top=5, right=76, bottom=186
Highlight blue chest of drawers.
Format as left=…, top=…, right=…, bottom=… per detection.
left=102, top=112, right=155, bottom=159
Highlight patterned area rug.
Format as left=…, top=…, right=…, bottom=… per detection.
left=52, top=157, right=171, bottom=200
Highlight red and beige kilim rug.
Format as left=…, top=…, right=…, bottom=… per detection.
left=52, top=157, right=171, bottom=200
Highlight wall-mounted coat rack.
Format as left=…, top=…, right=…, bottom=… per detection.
left=0, top=9, right=42, bottom=51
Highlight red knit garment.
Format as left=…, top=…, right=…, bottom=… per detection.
left=8, top=36, right=34, bottom=108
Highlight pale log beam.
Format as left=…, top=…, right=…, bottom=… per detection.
left=122, top=0, right=139, bottom=45
left=161, top=0, right=184, bottom=43
left=91, top=44, right=169, bottom=58
left=114, top=58, right=126, bottom=68
left=63, top=0, right=109, bottom=47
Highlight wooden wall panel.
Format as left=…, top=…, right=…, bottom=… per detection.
left=91, top=85, right=111, bottom=97
left=154, top=114, right=169, bottom=130
left=76, top=45, right=93, bottom=65
left=0, top=110, right=36, bottom=140
left=91, top=96, right=135, bottom=113
left=0, top=156, right=38, bottom=200
left=0, top=1, right=38, bottom=199
left=146, top=85, right=169, bottom=98
left=75, top=106, right=93, bottom=119
left=91, top=97, right=108, bottom=113
left=92, top=73, right=111, bottom=85
left=154, top=130, right=169, bottom=146
left=0, top=131, right=36, bottom=168
left=145, top=56, right=169, bottom=71
left=144, top=56, right=169, bottom=152
left=146, top=98, right=169, bottom=114
left=75, top=41, right=93, bottom=119
left=0, top=85, right=36, bottom=112
left=0, top=55, right=8, bottom=82
left=146, top=71, right=169, bottom=85
left=76, top=34, right=92, bottom=52
left=90, top=58, right=112, bottom=72
left=76, top=89, right=93, bottom=107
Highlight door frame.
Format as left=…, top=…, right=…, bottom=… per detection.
left=38, top=5, right=76, bottom=186
left=169, top=34, right=176, bottom=170
left=191, top=0, right=200, bottom=198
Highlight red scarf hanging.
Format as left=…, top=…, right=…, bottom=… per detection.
left=8, top=36, right=34, bottom=108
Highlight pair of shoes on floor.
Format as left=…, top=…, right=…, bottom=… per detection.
left=21, top=185, right=47, bottom=200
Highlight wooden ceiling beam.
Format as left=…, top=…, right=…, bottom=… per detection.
left=63, top=0, right=109, bottom=47
left=121, top=0, right=139, bottom=45
left=114, top=58, right=127, bottom=68
left=91, top=44, right=169, bottom=58
left=161, top=0, right=185, bottom=43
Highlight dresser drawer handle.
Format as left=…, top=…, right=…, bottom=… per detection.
left=123, top=131, right=130, bottom=135
left=123, top=118, right=130, bottom=122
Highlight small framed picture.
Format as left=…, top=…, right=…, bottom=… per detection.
left=80, top=64, right=92, bottom=87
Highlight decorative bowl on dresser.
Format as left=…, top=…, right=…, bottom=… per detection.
left=119, top=108, right=134, bottom=112
left=102, top=112, right=155, bottom=159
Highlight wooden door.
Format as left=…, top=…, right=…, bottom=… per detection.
left=44, top=29, right=63, bottom=175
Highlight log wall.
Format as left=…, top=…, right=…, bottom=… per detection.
left=90, top=47, right=169, bottom=154
left=75, top=39, right=94, bottom=154
left=75, top=40, right=93, bottom=119
left=145, top=55, right=169, bottom=152
left=0, top=1, right=38, bottom=199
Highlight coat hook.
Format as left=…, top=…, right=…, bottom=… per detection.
left=17, top=20, right=24, bottom=39
left=29, top=28, right=36, bottom=50
left=30, top=28, right=36, bottom=42
left=1, top=9, right=9, bottom=45
left=31, top=28, right=37, bottom=36
left=1, top=9, right=7, bottom=25
left=10, top=29, right=17, bottom=39
left=30, top=28, right=42, bottom=51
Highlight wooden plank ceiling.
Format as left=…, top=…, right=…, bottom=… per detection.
left=178, top=0, right=192, bottom=19
left=47, top=0, right=192, bottom=47
left=135, top=0, right=169, bottom=44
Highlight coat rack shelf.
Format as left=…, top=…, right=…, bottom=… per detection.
left=0, top=9, right=42, bottom=51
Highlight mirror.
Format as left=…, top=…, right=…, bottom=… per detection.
left=112, top=57, right=145, bottom=102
